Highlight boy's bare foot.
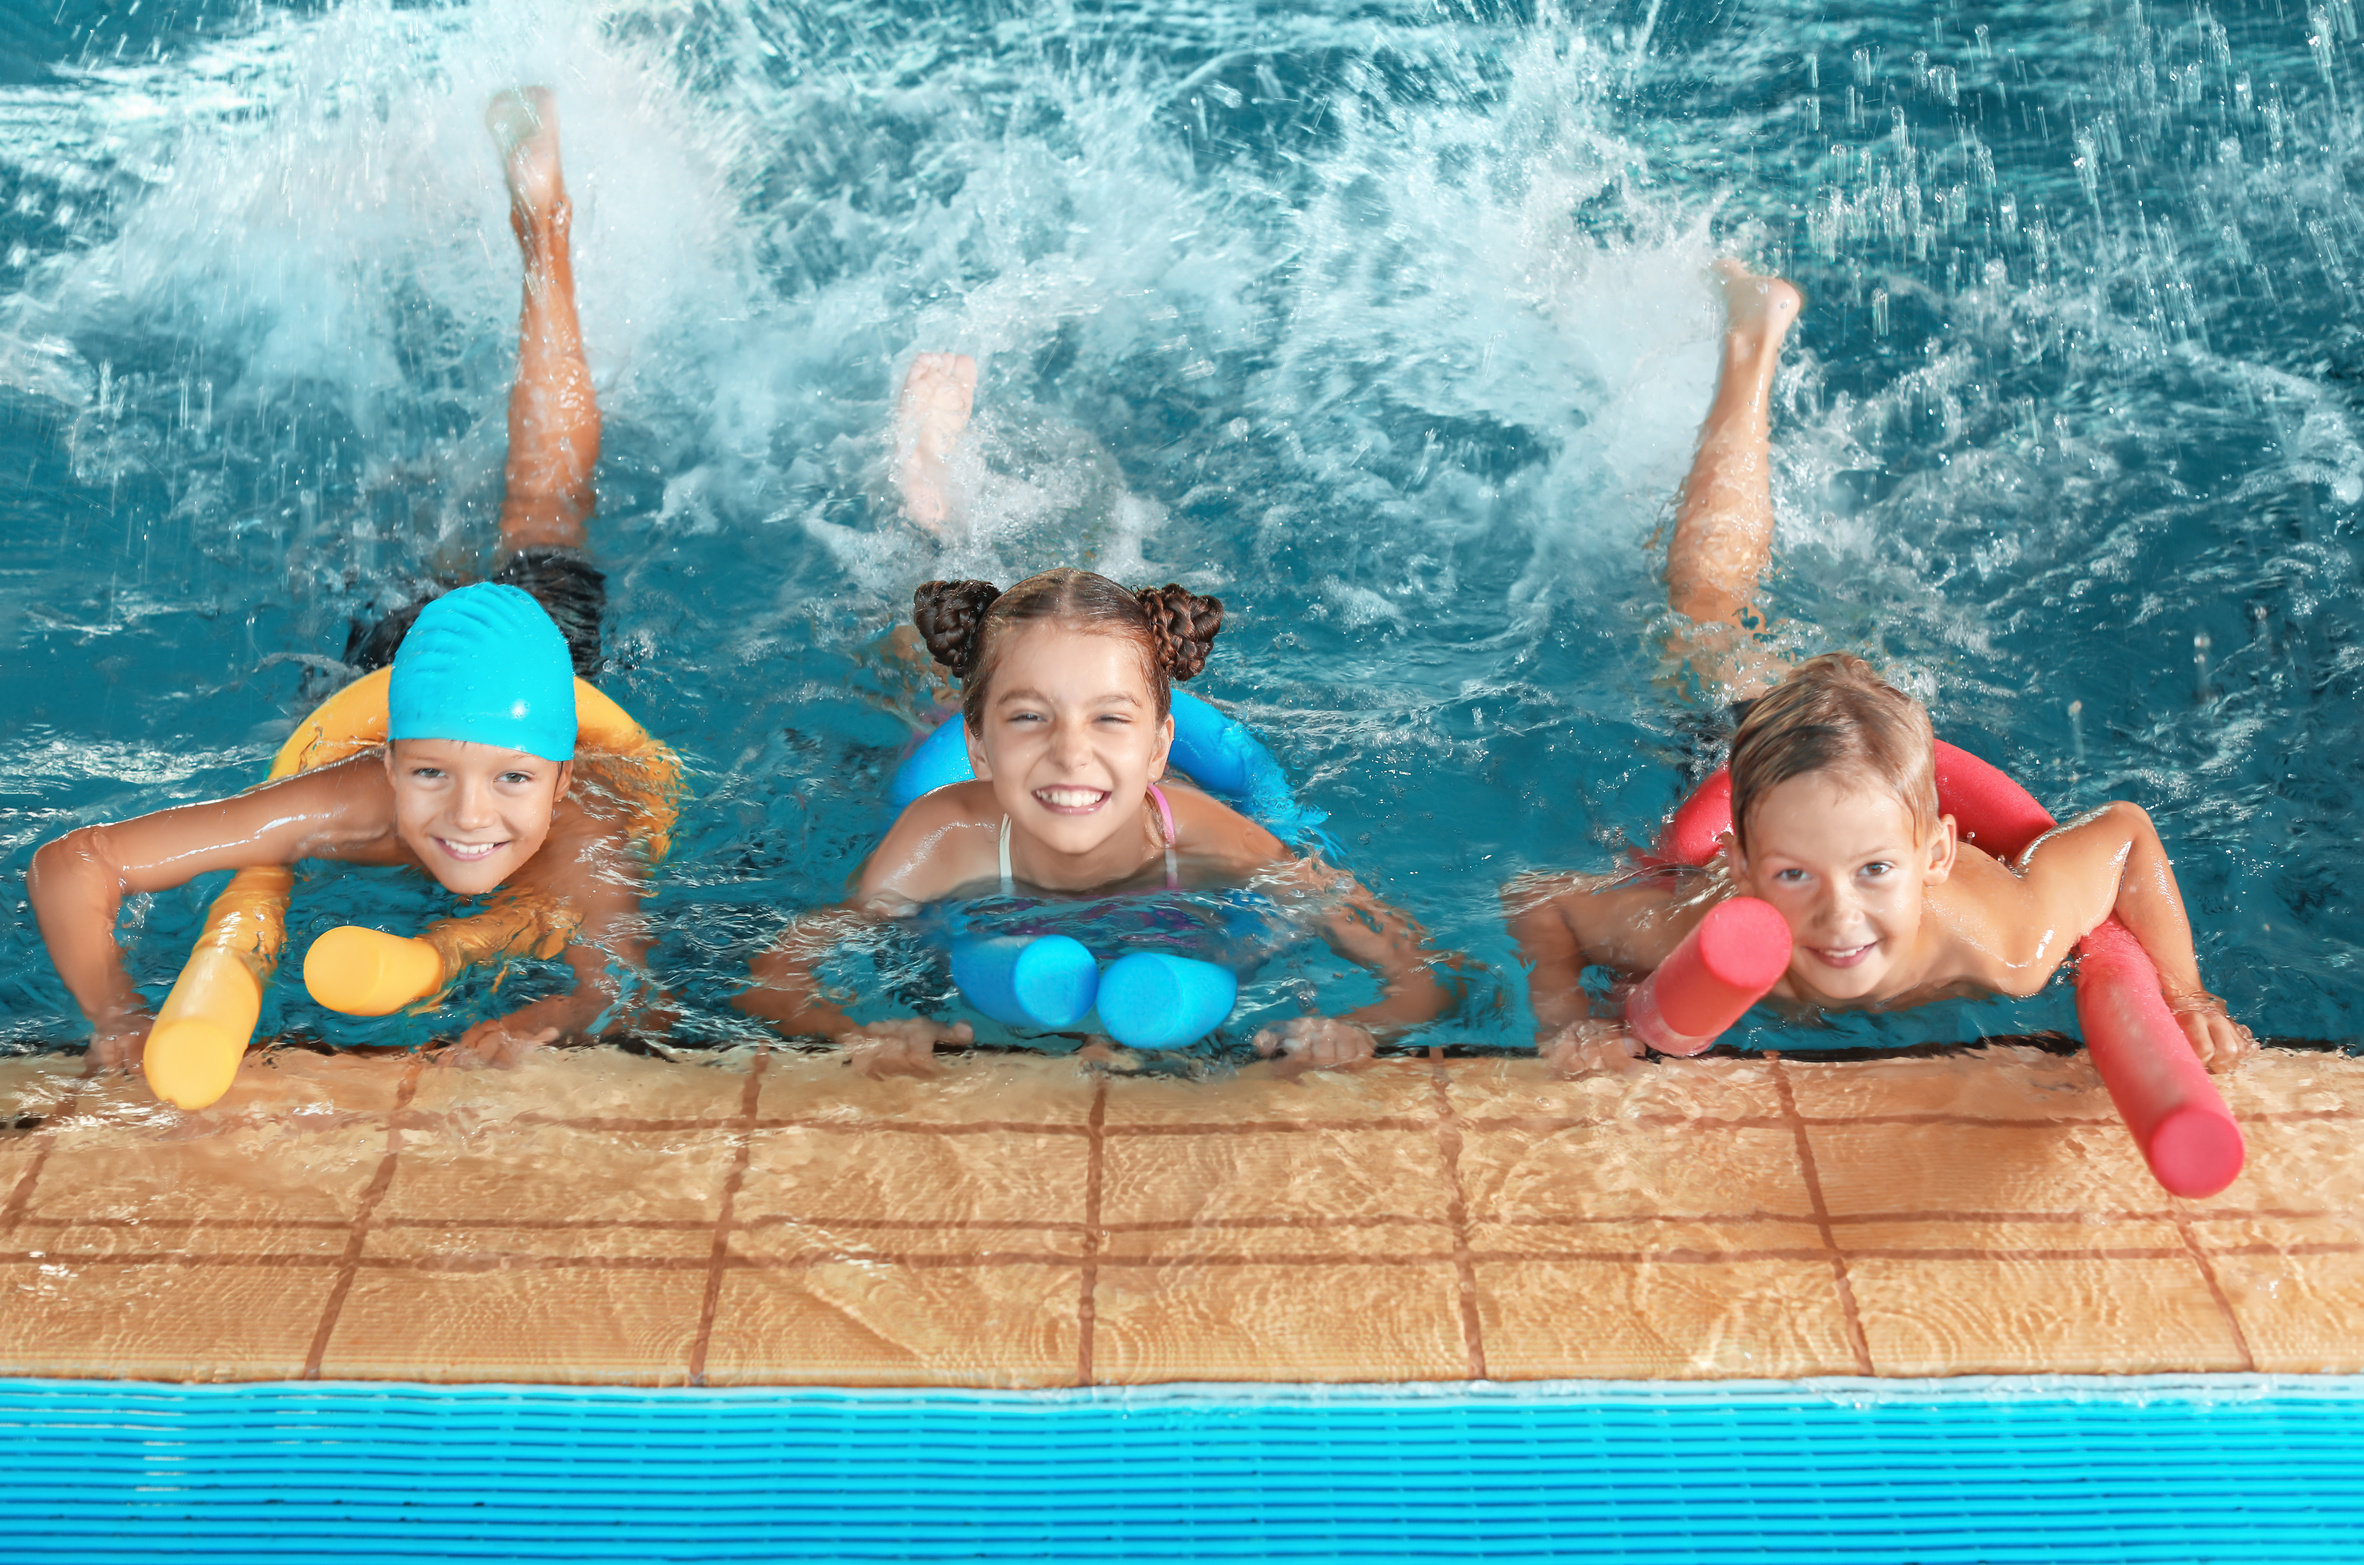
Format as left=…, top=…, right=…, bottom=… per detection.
left=893, top=352, right=977, bottom=536
left=488, top=86, right=567, bottom=232
left=1711, top=258, right=1803, bottom=372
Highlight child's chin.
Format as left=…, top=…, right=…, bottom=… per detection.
left=1798, top=955, right=1889, bottom=998
left=430, top=857, right=513, bottom=895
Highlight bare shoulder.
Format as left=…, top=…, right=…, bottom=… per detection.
left=1164, top=783, right=1285, bottom=872
left=859, top=781, right=1002, bottom=904
left=1924, top=845, right=2073, bottom=995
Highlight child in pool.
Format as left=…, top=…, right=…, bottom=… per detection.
left=1506, top=262, right=2257, bottom=1076
left=27, top=89, right=666, bottom=1073
left=738, top=567, right=1459, bottom=1074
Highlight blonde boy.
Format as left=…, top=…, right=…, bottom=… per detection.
left=1509, top=266, right=2253, bottom=1074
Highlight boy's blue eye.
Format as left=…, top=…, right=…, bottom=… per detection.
left=1860, top=861, right=1894, bottom=878
left=1775, top=867, right=1809, bottom=884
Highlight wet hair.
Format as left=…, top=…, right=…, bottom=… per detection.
left=912, top=567, right=1225, bottom=731
left=1727, top=652, right=1939, bottom=850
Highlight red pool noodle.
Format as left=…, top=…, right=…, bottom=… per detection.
left=1648, top=741, right=2245, bottom=1196
left=1655, top=769, right=1733, bottom=866
left=1625, top=898, right=1793, bottom=1056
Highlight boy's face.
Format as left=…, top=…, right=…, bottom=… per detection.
left=386, top=739, right=573, bottom=896
left=1727, top=771, right=1955, bottom=1001
left=966, top=623, right=1175, bottom=866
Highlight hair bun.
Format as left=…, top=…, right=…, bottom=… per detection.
left=1135, top=584, right=1225, bottom=682
left=913, top=579, right=1001, bottom=679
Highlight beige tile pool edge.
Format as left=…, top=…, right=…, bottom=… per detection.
left=2, top=1044, right=2361, bottom=1386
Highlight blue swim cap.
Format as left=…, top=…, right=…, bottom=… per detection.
left=388, top=582, right=577, bottom=760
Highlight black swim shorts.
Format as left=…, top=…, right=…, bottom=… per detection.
left=345, top=548, right=606, bottom=680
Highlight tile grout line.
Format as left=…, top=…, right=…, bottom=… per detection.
left=2171, top=1210, right=2258, bottom=1373
left=6, top=1240, right=2308, bottom=1273
left=1770, top=1056, right=1875, bottom=1375
left=302, top=1053, right=426, bottom=1380
left=0, top=1072, right=88, bottom=1238
left=1428, top=1049, right=1487, bottom=1381
left=1076, top=1075, right=1107, bottom=1387
left=688, top=1049, right=768, bottom=1387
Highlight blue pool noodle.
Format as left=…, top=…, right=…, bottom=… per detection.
left=886, top=692, right=1330, bottom=845
left=887, top=715, right=975, bottom=811
left=1095, top=951, right=1238, bottom=1051
left=950, top=936, right=1099, bottom=1030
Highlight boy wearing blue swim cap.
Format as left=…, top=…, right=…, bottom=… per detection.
left=1507, top=262, right=2255, bottom=1078
left=30, top=90, right=670, bottom=1078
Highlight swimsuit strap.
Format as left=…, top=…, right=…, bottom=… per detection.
left=1147, top=782, right=1178, bottom=890
left=998, top=815, right=1014, bottom=897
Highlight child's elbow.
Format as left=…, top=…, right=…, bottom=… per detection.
left=2096, top=799, right=2159, bottom=845
left=28, top=828, right=107, bottom=898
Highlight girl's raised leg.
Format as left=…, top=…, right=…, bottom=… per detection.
left=892, top=352, right=977, bottom=537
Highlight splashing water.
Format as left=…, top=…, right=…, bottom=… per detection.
left=4, top=0, right=2363, bottom=1055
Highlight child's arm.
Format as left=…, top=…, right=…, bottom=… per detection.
left=1252, top=857, right=1463, bottom=1072
left=1504, top=870, right=1712, bottom=1074
left=735, top=791, right=983, bottom=1073
left=25, top=764, right=393, bottom=1064
left=1165, top=793, right=1461, bottom=1071
left=2004, top=801, right=2256, bottom=1070
left=441, top=808, right=657, bottom=1066
left=738, top=904, right=976, bottom=1075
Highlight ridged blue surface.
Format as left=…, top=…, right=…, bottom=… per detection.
left=3, top=1378, right=2360, bottom=1561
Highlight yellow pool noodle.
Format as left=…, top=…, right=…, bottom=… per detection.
left=144, top=944, right=264, bottom=1111
left=303, top=926, right=446, bottom=1016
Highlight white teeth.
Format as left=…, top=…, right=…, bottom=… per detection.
left=1036, top=788, right=1106, bottom=808
left=439, top=840, right=505, bottom=861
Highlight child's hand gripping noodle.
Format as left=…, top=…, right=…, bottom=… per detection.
left=740, top=567, right=1460, bottom=1073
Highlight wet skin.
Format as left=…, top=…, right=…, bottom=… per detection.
left=385, top=738, right=572, bottom=896
left=1723, top=775, right=1955, bottom=1005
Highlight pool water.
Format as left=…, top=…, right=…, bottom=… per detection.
left=4, top=0, right=2362, bottom=1058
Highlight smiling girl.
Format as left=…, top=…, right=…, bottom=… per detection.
left=27, top=89, right=671, bottom=1076
left=1505, top=261, right=2254, bottom=1075
left=739, top=568, right=1458, bottom=1074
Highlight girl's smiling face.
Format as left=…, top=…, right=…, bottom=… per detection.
left=964, top=621, right=1175, bottom=878
left=1725, top=770, right=1956, bottom=1001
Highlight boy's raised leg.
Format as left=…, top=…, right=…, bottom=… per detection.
left=1665, top=260, right=1803, bottom=694
left=489, top=87, right=599, bottom=553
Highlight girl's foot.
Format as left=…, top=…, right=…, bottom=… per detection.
left=1711, top=259, right=1803, bottom=371
left=893, top=352, right=977, bottom=536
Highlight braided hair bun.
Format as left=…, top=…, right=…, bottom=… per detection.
left=1134, top=584, right=1226, bottom=682
left=912, top=579, right=1001, bottom=679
